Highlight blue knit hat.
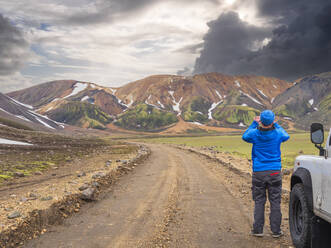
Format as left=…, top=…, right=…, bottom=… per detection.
left=260, top=110, right=275, bottom=126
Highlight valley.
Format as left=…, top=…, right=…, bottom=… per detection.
left=21, top=144, right=292, bottom=248
left=0, top=71, right=330, bottom=247
left=4, top=72, right=293, bottom=133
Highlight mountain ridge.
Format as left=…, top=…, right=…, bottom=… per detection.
left=6, top=72, right=295, bottom=132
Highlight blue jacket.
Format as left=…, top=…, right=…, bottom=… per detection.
left=242, top=121, right=290, bottom=172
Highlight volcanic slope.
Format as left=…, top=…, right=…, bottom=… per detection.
left=273, top=71, right=331, bottom=130
left=0, top=93, right=63, bottom=131
left=114, top=73, right=290, bottom=129
left=7, top=73, right=291, bottom=131
left=8, top=80, right=125, bottom=130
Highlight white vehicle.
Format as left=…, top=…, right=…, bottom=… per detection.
left=290, top=123, right=331, bottom=248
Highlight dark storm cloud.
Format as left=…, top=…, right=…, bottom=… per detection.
left=194, top=12, right=270, bottom=76
left=0, top=14, right=29, bottom=75
left=194, top=0, right=331, bottom=81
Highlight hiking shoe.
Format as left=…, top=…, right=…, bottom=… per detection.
left=272, top=231, right=284, bottom=238
left=250, top=230, right=264, bottom=237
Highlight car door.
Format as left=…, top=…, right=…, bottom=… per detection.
left=320, top=130, right=331, bottom=219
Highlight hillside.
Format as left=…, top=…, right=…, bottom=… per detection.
left=0, top=93, right=63, bottom=131
left=273, top=72, right=331, bottom=129
left=114, top=73, right=289, bottom=129
left=7, top=73, right=292, bottom=132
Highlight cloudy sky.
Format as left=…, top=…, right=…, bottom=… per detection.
left=0, top=0, right=330, bottom=92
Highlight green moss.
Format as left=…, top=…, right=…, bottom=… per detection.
left=48, top=101, right=113, bottom=129
left=182, top=97, right=210, bottom=123
left=213, top=105, right=260, bottom=125
left=273, top=105, right=295, bottom=118
left=0, top=174, right=11, bottom=179
left=115, top=104, right=178, bottom=131
left=319, top=93, right=331, bottom=112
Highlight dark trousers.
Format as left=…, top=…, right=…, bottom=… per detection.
left=252, top=170, right=282, bottom=233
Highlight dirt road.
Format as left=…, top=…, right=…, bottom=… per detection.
left=24, top=144, right=292, bottom=248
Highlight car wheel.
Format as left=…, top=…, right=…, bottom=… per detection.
left=289, top=183, right=313, bottom=248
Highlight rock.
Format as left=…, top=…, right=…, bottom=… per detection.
left=299, top=150, right=304, bottom=154
left=92, top=172, right=106, bottom=179
left=20, top=197, right=28, bottom=202
left=8, top=211, right=21, bottom=219
left=14, top=172, right=25, bottom=177
left=77, top=172, right=86, bottom=177
left=53, top=167, right=59, bottom=170
left=282, top=169, right=292, bottom=176
left=51, top=173, right=57, bottom=176
left=116, top=159, right=121, bottom=162
left=34, top=171, right=43, bottom=175
left=29, top=193, right=38, bottom=200
left=80, top=187, right=96, bottom=201
left=92, top=182, right=100, bottom=188
left=10, top=194, right=17, bottom=198
left=40, top=196, right=53, bottom=201
left=79, top=184, right=89, bottom=191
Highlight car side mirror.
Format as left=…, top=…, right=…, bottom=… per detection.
left=311, top=123, right=324, bottom=144
left=311, top=123, right=325, bottom=157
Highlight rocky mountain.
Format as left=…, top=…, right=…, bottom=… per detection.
left=273, top=72, right=331, bottom=130
left=0, top=93, right=63, bottom=131
left=7, top=73, right=291, bottom=132
left=8, top=80, right=124, bottom=130
left=115, top=73, right=289, bottom=129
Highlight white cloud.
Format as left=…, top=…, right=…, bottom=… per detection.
left=0, top=0, right=262, bottom=92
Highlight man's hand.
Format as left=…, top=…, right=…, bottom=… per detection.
left=254, top=116, right=260, bottom=123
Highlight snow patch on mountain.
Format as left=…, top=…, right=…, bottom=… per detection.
left=240, top=90, right=263, bottom=105
left=64, top=83, right=88, bottom=99
left=109, top=88, right=117, bottom=95
left=241, top=103, right=248, bottom=106
left=168, top=91, right=182, bottom=115
left=235, top=80, right=241, bottom=87
left=34, top=117, right=55, bottom=130
left=145, top=95, right=161, bottom=110
left=116, top=97, right=129, bottom=110
left=16, top=115, right=32, bottom=122
left=0, top=138, right=32, bottom=146
left=157, top=100, right=165, bottom=109
left=273, top=84, right=278, bottom=89
left=257, top=89, right=268, bottom=98
left=81, top=96, right=90, bottom=102
left=8, top=96, right=33, bottom=109
left=208, top=90, right=223, bottom=119
left=0, top=107, right=13, bottom=116
left=127, top=95, right=134, bottom=107
left=215, top=90, right=223, bottom=99
left=309, top=99, right=314, bottom=105
left=190, top=121, right=204, bottom=126
left=29, top=110, right=64, bottom=129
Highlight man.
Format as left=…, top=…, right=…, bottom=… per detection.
left=242, top=110, right=290, bottom=238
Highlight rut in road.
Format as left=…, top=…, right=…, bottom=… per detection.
left=24, top=144, right=291, bottom=248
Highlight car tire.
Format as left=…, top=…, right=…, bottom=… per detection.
left=289, top=183, right=313, bottom=248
